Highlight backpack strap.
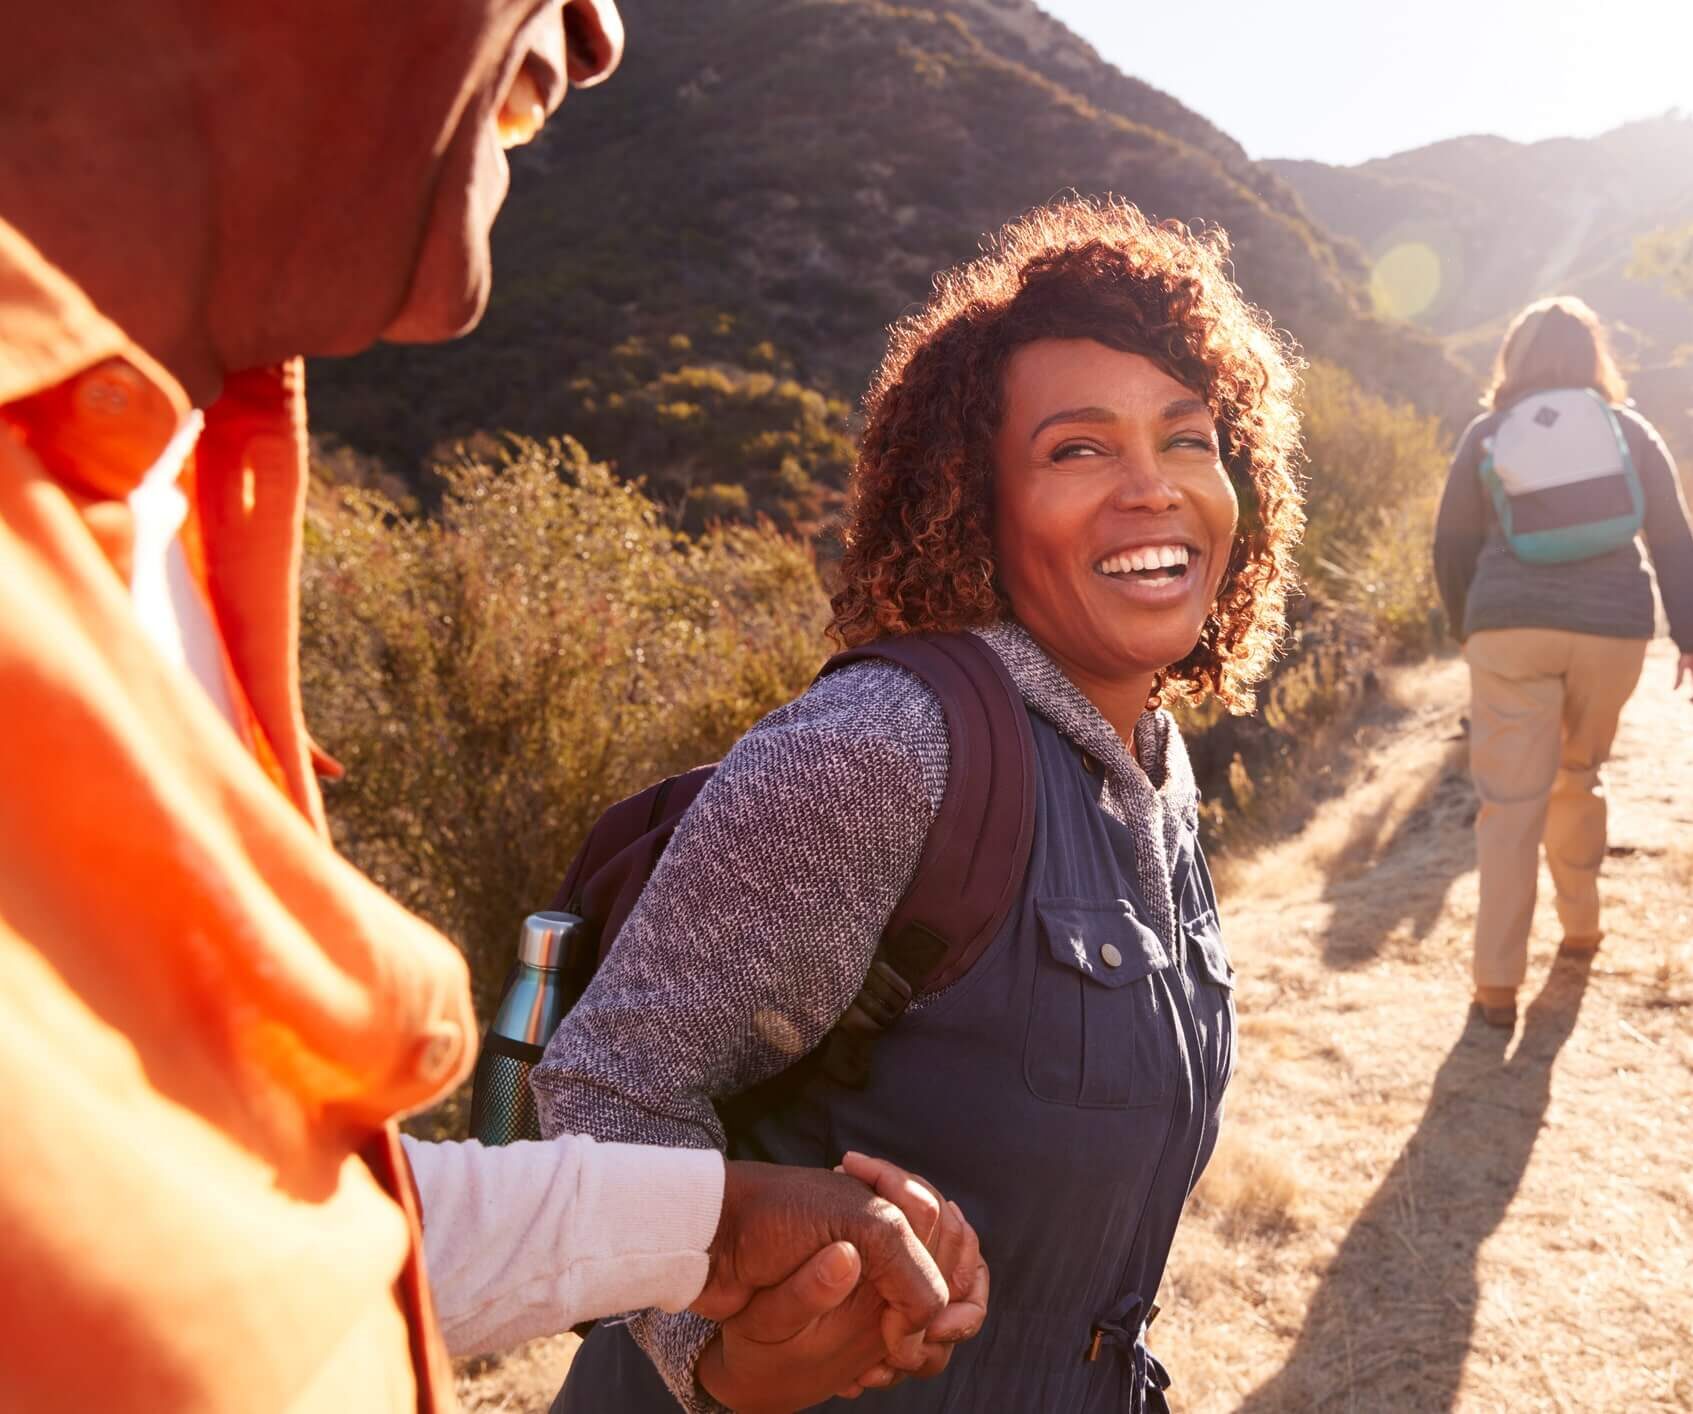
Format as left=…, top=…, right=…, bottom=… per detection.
left=552, top=763, right=716, bottom=964
left=810, top=631, right=1037, bottom=1087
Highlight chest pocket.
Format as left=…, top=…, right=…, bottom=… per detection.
left=1025, top=897, right=1179, bottom=1109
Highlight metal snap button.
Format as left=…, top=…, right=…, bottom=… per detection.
left=1100, top=943, right=1123, bottom=968
left=412, top=1022, right=464, bottom=1086
left=75, top=361, right=146, bottom=417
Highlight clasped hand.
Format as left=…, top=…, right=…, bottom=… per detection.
left=690, top=1153, right=990, bottom=1412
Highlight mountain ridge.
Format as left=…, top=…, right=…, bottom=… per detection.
left=1269, top=114, right=1693, bottom=453
left=307, top=0, right=1472, bottom=493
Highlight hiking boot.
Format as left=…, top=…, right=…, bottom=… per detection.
left=1558, top=933, right=1604, bottom=957
left=1473, top=986, right=1518, bottom=1029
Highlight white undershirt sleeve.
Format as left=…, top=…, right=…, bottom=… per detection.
left=400, top=1133, right=724, bottom=1358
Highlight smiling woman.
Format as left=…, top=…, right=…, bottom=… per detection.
left=538, top=197, right=1307, bottom=1414
left=835, top=198, right=1305, bottom=719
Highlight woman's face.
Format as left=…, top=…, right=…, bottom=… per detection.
left=991, top=338, right=1239, bottom=698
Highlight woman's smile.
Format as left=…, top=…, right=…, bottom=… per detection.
left=1093, top=540, right=1200, bottom=603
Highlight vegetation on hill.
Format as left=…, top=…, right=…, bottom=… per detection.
left=306, top=0, right=1468, bottom=493
left=1177, top=361, right=1451, bottom=833
left=1633, top=219, right=1693, bottom=302
left=1297, top=361, right=1451, bottom=650
left=553, top=325, right=855, bottom=536
left=300, top=438, right=830, bottom=1017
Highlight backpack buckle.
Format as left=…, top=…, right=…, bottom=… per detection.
left=852, top=958, right=914, bottom=1030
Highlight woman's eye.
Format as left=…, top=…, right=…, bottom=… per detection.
left=1051, top=443, right=1102, bottom=461
left=1170, top=433, right=1218, bottom=454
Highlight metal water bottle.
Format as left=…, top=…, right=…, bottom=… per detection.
left=468, top=910, right=591, bottom=1145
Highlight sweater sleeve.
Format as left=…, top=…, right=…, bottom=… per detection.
left=530, top=661, right=948, bottom=1412
left=1621, top=408, right=1693, bottom=651
left=1432, top=414, right=1491, bottom=642
left=402, top=1133, right=724, bottom=1358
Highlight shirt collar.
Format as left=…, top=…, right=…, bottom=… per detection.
left=970, top=618, right=1198, bottom=822
left=0, top=215, right=194, bottom=499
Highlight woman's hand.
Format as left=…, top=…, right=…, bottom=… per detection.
left=692, top=1158, right=950, bottom=1412
left=831, top=1152, right=990, bottom=1399
left=1676, top=651, right=1693, bottom=699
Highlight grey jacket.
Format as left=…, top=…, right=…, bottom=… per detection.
left=1432, top=400, right=1693, bottom=650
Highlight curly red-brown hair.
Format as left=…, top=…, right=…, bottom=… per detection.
left=830, top=198, right=1305, bottom=712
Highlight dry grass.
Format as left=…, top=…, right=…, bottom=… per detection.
left=455, top=1334, right=578, bottom=1412
left=1190, top=1128, right=1309, bottom=1242
left=1161, top=639, right=1693, bottom=1413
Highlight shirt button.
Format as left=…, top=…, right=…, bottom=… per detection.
left=75, top=362, right=147, bottom=417
left=1100, top=943, right=1123, bottom=968
left=412, top=1022, right=464, bottom=1086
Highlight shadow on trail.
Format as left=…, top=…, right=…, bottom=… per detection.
left=1316, top=738, right=1474, bottom=971
left=1237, top=955, right=1594, bottom=1413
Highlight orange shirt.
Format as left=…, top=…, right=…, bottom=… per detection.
left=0, top=217, right=475, bottom=1411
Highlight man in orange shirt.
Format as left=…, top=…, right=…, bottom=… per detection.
left=0, top=2, right=984, bottom=1409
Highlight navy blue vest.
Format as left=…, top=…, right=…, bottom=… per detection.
left=557, top=709, right=1235, bottom=1412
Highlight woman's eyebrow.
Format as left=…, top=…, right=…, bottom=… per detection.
left=1160, top=397, right=1212, bottom=422
left=1028, top=405, right=1115, bottom=441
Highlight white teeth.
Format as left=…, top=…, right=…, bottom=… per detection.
left=497, top=67, right=546, bottom=149
left=1095, top=545, right=1190, bottom=576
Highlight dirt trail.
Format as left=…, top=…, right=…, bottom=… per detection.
left=1164, top=638, right=1693, bottom=1412
left=460, top=642, right=1693, bottom=1413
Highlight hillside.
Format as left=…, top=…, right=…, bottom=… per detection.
left=306, top=0, right=1470, bottom=494
left=1272, top=116, right=1693, bottom=451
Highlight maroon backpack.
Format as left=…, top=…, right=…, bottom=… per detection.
left=549, top=631, right=1037, bottom=1092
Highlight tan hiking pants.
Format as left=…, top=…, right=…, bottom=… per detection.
left=1464, top=627, right=1648, bottom=994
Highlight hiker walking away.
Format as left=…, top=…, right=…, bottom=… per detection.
left=1434, top=295, right=1693, bottom=1030
left=0, top=2, right=982, bottom=1407
left=535, top=198, right=1306, bottom=1414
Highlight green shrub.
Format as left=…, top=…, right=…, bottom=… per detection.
left=300, top=436, right=830, bottom=1019
left=1632, top=221, right=1693, bottom=302
left=1299, top=360, right=1451, bottom=652
left=563, top=334, right=856, bottom=536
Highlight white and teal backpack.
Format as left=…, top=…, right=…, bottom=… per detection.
left=1478, top=387, right=1644, bottom=565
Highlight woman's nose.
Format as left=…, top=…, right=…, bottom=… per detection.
left=1109, top=450, right=1181, bottom=513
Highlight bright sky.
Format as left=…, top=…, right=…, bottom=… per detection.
left=1042, top=0, right=1692, bottom=166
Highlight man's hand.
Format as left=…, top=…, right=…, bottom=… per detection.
left=696, top=1243, right=896, bottom=1412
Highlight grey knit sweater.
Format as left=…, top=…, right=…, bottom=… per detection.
left=532, top=620, right=1198, bottom=1412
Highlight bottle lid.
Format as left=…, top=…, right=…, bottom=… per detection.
left=519, top=911, right=585, bottom=969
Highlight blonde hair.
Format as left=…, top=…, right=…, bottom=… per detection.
left=1486, top=295, right=1626, bottom=411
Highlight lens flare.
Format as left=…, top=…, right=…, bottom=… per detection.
left=1369, top=241, right=1443, bottom=321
